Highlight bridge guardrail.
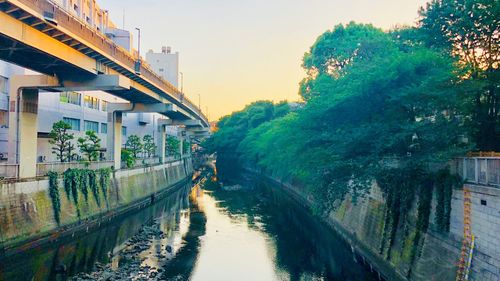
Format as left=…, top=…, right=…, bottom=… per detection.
left=457, top=157, right=500, bottom=187
left=8, top=0, right=208, bottom=125
left=0, top=164, right=19, bottom=179
left=36, top=161, right=114, bottom=176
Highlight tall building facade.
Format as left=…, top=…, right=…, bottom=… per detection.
left=146, top=47, right=180, bottom=88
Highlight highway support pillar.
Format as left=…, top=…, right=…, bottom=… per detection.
left=107, top=111, right=123, bottom=169
left=179, top=130, right=185, bottom=159
left=7, top=75, right=59, bottom=178
left=157, top=124, right=167, bottom=164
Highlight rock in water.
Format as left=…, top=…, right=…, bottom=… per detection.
left=166, top=245, right=173, bottom=253
left=54, top=263, right=67, bottom=273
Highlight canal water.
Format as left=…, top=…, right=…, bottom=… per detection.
left=0, top=176, right=379, bottom=281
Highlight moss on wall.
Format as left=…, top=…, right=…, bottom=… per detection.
left=0, top=161, right=192, bottom=248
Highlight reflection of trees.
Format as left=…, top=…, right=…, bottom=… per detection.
left=210, top=180, right=377, bottom=281
left=160, top=196, right=206, bottom=280
left=1, top=185, right=191, bottom=281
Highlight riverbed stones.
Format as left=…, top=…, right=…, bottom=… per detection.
left=70, top=218, right=174, bottom=281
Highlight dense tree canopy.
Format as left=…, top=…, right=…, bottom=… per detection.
left=205, top=101, right=291, bottom=180
left=209, top=21, right=474, bottom=208
left=209, top=1, right=498, bottom=211
left=419, top=0, right=499, bottom=150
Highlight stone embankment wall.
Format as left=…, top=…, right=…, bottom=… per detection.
left=0, top=159, right=194, bottom=251
left=270, top=176, right=499, bottom=281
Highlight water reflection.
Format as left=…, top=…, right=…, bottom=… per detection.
left=0, top=185, right=192, bottom=281
left=1, top=177, right=379, bottom=281
left=186, top=178, right=378, bottom=281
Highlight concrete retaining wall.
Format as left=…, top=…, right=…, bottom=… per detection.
left=0, top=158, right=194, bottom=250
left=271, top=176, right=499, bottom=281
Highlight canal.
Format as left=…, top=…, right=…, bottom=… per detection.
left=0, top=175, right=379, bottom=281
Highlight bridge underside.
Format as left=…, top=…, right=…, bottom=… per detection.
left=0, top=35, right=88, bottom=78
left=0, top=1, right=208, bottom=126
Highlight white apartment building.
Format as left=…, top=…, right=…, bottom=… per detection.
left=146, top=47, right=180, bottom=88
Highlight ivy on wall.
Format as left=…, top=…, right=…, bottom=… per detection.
left=48, top=171, right=61, bottom=225
left=88, top=170, right=100, bottom=207
left=60, top=167, right=113, bottom=218
left=435, top=170, right=461, bottom=232
left=377, top=166, right=458, bottom=275
left=98, top=168, right=111, bottom=203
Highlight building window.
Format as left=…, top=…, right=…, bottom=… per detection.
left=84, top=95, right=99, bottom=110
left=101, top=123, right=107, bottom=134
left=0, top=76, right=7, bottom=94
left=101, top=100, right=108, bottom=112
left=0, top=110, right=8, bottom=127
left=63, top=117, right=80, bottom=131
left=159, top=68, right=164, bottom=72
left=60, top=92, right=81, bottom=105
left=84, top=120, right=99, bottom=133
left=122, top=126, right=127, bottom=136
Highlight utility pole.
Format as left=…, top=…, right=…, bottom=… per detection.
left=134, top=27, right=141, bottom=74
left=135, top=27, right=141, bottom=59
left=179, top=72, right=184, bottom=103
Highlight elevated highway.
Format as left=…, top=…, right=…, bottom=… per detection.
left=0, top=0, right=210, bottom=177
left=0, top=0, right=208, bottom=126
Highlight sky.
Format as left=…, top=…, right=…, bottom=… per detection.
left=99, top=0, right=429, bottom=120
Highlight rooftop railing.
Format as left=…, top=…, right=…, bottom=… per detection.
left=457, top=157, right=500, bottom=187
left=0, top=164, right=19, bottom=179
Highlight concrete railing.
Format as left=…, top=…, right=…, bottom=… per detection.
left=0, top=164, right=19, bottom=179
left=36, top=161, right=114, bottom=176
left=457, top=157, right=500, bottom=187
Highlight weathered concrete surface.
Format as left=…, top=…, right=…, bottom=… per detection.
left=269, top=175, right=499, bottom=281
left=0, top=158, right=194, bottom=250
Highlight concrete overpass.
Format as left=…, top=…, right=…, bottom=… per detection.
left=0, top=0, right=210, bottom=177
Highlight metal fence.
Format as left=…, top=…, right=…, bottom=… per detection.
left=0, top=164, right=19, bottom=179
left=457, top=157, right=500, bottom=187
left=36, top=161, right=114, bottom=176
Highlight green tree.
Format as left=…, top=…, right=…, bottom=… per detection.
left=77, top=131, right=101, bottom=161
left=419, top=0, right=499, bottom=150
left=121, top=149, right=135, bottom=168
left=166, top=136, right=180, bottom=157
left=49, top=121, right=74, bottom=162
left=204, top=101, right=291, bottom=180
left=143, top=134, right=156, bottom=158
left=125, top=135, right=143, bottom=158
left=66, top=141, right=78, bottom=162
left=234, top=23, right=468, bottom=209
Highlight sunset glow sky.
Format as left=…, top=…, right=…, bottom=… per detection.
left=100, top=0, right=429, bottom=120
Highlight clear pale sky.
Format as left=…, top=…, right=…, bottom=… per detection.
left=99, top=0, right=429, bottom=120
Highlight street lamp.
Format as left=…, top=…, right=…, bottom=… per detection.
left=179, top=72, right=184, bottom=103
left=134, top=27, right=141, bottom=74
left=197, top=93, right=201, bottom=110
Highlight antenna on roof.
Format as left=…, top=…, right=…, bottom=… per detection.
left=122, top=9, right=125, bottom=29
